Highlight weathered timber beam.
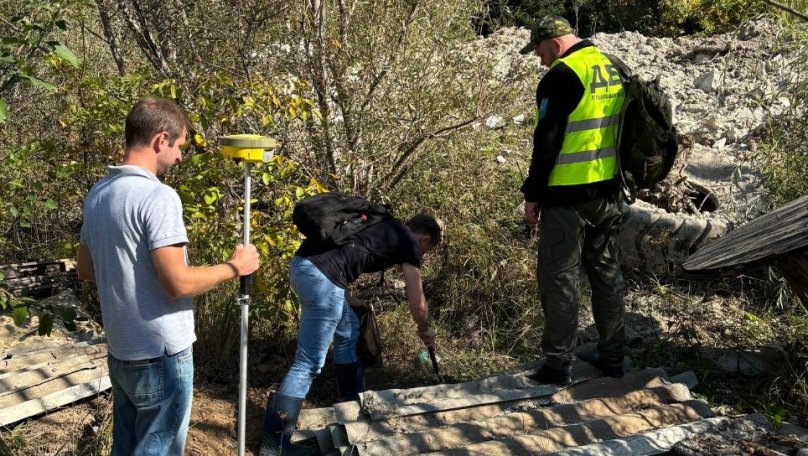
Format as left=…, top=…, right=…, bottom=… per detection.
left=0, top=376, right=111, bottom=427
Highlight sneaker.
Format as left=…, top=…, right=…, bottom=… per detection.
left=527, top=364, right=573, bottom=386
left=588, top=355, right=624, bottom=378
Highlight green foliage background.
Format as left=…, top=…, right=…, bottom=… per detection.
left=0, top=0, right=800, bottom=367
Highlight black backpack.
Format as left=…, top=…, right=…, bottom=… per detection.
left=292, top=192, right=392, bottom=245
left=610, top=58, right=680, bottom=203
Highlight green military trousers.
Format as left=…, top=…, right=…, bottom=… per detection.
left=537, top=196, right=625, bottom=369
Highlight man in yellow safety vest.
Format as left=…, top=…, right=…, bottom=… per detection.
left=519, top=15, right=627, bottom=385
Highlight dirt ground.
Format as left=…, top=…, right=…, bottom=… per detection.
left=0, top=309, right=272, bottom=456
left=2, top=358, right=444, bottom=455
left=0, top=318, right=442, bottom=456
left=1, top=380, right=263, bottom=455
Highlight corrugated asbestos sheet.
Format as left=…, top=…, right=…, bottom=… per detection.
left=0, top=291, right=109, bottom=427
left=291, top=360, right=728, bottom=455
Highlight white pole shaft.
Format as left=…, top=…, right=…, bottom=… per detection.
left=238, top=163, right=252, bottom=456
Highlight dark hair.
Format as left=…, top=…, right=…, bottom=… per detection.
left=406, top=213, right=442, bottom=247
left=125, top=97, right=191, bottom=149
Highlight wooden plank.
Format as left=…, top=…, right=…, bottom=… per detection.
left=0, top=350, right=106, bottom=380
left=0, top=352, right=107, bottom=396
left=0, top=364, right=108, bottom=409
left=683, top=195, right=808, bottom=272
left=2, top=339, right=73, bottom=358
left=0, top=375, right=110, bottom=427
left=0, top=259, right=75, bottom=278
left=1, top=341, right=106, bottom=373
left=3, top=274, right=76, bottom=287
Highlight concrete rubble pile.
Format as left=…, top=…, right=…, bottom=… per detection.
left=476, top=17, right=801, bottom=276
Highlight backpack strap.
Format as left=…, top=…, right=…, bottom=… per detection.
left=604, top=53, right=636, bottom=204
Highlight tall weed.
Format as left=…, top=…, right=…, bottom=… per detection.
left=392, top=122, right=543, bottom=358
left=754, top=18, right=808, bottom=207
left=745, top=21, right=808, bottom=426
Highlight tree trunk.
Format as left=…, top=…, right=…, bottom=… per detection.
left=306, top=0, right=338, bottom=184
left=94, top=0, right=126, bottom=76
left=116, top=0, right=173, bottom=76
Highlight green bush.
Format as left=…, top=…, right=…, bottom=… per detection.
left=389, top=120, right=544, bottom=355
left=655, top=0, right=762, bottom=36
left=0, top=64, right=319, bottom=343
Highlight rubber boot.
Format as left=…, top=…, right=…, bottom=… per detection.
left=259, top=393, right=313, bottom=456
left=335, top=362, right=365, bottom=401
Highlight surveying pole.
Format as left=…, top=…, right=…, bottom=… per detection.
left=220, top=134, right=276, bottom=456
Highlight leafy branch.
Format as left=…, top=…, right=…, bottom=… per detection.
left=0, top=0, right=81, bottom=123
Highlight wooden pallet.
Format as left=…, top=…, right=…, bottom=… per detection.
left=0, top=258, right=78, bottom=299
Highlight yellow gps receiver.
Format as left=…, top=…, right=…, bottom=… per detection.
left=220, top=134, right=276, bottom=163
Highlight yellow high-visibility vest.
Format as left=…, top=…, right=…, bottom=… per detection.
left=546, top=46, right=625, bottom=187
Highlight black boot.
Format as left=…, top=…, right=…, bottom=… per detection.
left=588, top=353, right=625, bottom=378
left=527, top=363, right=573, bottom=386
left=335, top=362, right=365, bottom=401
left=259, top=393, right=313, bottom=456
left=527, top=357, right=573, bottom=386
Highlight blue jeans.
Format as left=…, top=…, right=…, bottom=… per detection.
left=108, top=346, right=194, bottom=456
left=278, top=256, right=359, bottom=399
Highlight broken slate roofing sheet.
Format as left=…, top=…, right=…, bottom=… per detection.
left=0, top=292, right=109, bottom=427
left=293, top=361, right=721, bottom=455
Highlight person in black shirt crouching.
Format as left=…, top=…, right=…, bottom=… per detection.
left=259, top=214, right=441, bottom=456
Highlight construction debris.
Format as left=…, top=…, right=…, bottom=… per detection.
left=288, top=361, right=727, bottom=455
left=0, top=291, right=108, bottom=427
left=0, top=259, right=78, bottom=299
left=286, top=360, right=808, bottom=455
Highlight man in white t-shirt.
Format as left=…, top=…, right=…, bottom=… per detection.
left=77, top=97, right=260, bottom=456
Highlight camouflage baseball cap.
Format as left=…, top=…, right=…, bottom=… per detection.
left=519, top=15, right=573, bottom=55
